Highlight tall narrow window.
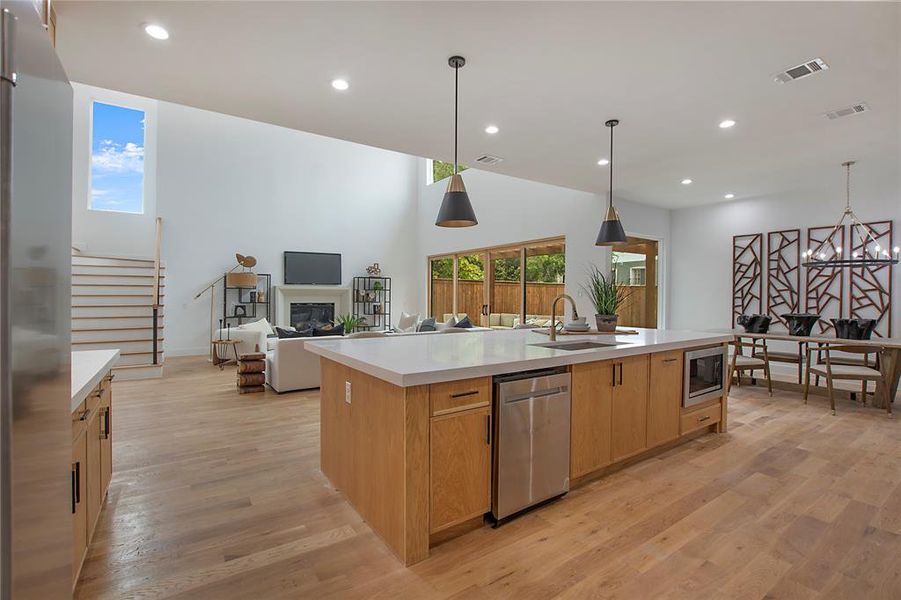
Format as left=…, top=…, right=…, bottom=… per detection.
left=89, top=101, right=146, bottom=214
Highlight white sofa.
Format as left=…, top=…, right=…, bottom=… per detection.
left=266, top=335, right=342, bottom=392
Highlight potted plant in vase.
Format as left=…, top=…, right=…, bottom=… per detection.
left=582, top=265, right=629, bottom=332
left=334, top=313, right=367, bottom=334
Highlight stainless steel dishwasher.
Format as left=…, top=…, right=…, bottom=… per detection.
left=492, top=367, right=571, bottom=522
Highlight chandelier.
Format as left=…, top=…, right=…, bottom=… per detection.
left=802, top=161, right=899, bottom=268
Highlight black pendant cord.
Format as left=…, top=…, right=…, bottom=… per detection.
left=608, top=123, right=614, bottom=209
left=454, top=64, right=459, bottom=175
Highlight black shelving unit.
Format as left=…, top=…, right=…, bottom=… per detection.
left=352, top=276, right=391, bottom=331
left=222, top=273, right=272, bottom=327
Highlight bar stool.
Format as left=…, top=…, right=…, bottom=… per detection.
left=804, top=343, right=888, bottom=415
left=727, top=337, right=773, bottom=397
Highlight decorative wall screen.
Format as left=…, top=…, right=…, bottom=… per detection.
left=805, top=225, right=845, bottom=334
left=766, top=229, right=800, bottom=330
left=732, top=233, right=763, bottom=325
left=850, top=220, right=893, bottom=337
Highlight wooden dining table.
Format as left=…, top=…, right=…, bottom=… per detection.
left=719, top=329, right=901, bottom=410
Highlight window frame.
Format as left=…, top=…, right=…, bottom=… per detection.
left=86, top=93, right=157, bottom=216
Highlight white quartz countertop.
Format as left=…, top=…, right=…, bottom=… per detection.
left=71, top=349, right=119, bottom=412
left=305, top=328, right=732, bottom=387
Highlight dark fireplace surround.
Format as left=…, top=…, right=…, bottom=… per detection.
left=290, top=302, right=335, bottom=330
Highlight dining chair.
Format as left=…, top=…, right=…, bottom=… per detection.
left=727, top=337, right=773, bottom=397
left=803, top=343, right=888, bottom=415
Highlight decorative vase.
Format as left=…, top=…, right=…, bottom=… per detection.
left=781, top=313, right=819, bottom=336
left=736, top=314, right=771, bottom=333
left=595, top=314, right=618, bottom=332
left=831, top=318, right=877, bottom=340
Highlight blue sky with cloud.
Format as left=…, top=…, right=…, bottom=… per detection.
left=90, top=102, right=145, bottom=213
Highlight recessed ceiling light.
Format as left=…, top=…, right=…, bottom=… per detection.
left=331, top=78, right=349, bottom=91
left=719, top=119, right=736, bottom=129
left=681, top=178, right=693, bottom=185
left=144, top=24, right=169, bottom=40
left=597, top=158, right=609, bottom=166
left=484, top=125, right=499, bottom=135
left=724, top=193, right=735, bottom=199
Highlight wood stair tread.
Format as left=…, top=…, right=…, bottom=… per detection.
left=72, top=338, right=164, bottom=344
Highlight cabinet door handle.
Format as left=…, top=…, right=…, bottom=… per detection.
left=618, top=363, right=624, bottom=385
left=612, top=363, right=617, bottom=387
left=698, top=415, right=711, bottom=422
left=662, top=358, right=678, bottom=364
left=74, top=461, right=81, bottom=505
left=71, top=465, right=77, bottom=514
left=450, top=390, right=478, bottom=399
left=486, top=414, right=491, bottom=445
left=104, top=407, right=111, bottom=439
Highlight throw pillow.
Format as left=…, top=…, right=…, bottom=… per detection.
left=397, top=311, right=420, bottom=332
left=417, top=318, right=437, bottom=332
left=454, top=316, right=473, bottom=329
left=275, top=326, right=311, bottom=339
left=240, top=318, right=275, bottom=336
left=312, top=323, right=345, bottom=337
left=444, top=315, right=457, bottom=328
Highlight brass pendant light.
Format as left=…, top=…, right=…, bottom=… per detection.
left=436, top=56, right=478, bottom=227
left=595, top=119, right=627, bottom=245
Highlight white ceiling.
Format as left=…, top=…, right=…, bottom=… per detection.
left=55, top=1, right=899, bottom=209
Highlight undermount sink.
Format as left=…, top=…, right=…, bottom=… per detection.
left=530, top=340, right=623, bottom=351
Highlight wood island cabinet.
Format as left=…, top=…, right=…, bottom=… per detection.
left=647, top=350, right=683, bottom=447
left=611, top=354, right=650, bottom=462
left=72, top=372, right=114, bottom=589
left=570, top=360, right=613, bottom=478
left=429, top=406, right=491, bottom=533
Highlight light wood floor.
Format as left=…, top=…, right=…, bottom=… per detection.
left=75, top=356, right=901, bottom=599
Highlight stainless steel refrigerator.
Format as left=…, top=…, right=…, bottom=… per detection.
left=1, top=1, right=73, bottom=597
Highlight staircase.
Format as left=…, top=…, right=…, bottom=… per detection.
left=71, top=254, right=165, bottom=380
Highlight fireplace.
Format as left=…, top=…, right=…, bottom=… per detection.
left=290, top=302, right=335, bottom=330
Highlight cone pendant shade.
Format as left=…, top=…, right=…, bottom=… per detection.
left=436, top=174, right=477, bottom=227
left=595, top=205, right=627, bottom=245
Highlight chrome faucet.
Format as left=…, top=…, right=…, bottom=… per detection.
left=549, top=294, right=579, bottom=341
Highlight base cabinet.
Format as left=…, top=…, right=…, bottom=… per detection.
left=611, top=355, right=650, bottom=462
left=72, top=372, right=114, bottom=589
left=570, top=361, right=613, bottom=478
left=648, top=351, right=682, bottom=447
left=429, top=406, right=491, bottom=533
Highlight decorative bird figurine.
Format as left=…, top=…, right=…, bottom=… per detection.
left=236, top=253, right=257, bottom=269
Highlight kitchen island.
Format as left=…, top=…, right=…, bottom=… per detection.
left=306, top=328, right=732, bottom=565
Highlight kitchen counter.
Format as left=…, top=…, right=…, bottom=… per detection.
left=71, top=349, right=119, bottom=412
left=306, top=327, right=732, bottom=387
left=313, top=327, right=731, bottom=567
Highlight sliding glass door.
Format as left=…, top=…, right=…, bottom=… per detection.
left=429, top=256, right=454, bottom=320
left=455, top=253, right=486, bottom=325
left=427, top=238, right=565, bottom=328
left=525, top=241, right=566, bottom=325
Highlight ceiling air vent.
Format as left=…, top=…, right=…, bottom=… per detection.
left=825, top=103, right=870, bottom=120
left=474, top=154, right=503, bottom=166
left=773, top=57, right=829, bottom=84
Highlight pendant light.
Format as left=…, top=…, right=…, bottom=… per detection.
left=436, top=56, right=478, bottom=227
left=802, top=161, right=899, bottom=268
left=595, top=119, right=627, bottom=245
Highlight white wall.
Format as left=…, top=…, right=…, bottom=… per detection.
left=669, top=157, right=901, bottom=334
left=415, top=164, right=672, bottom=324
left=72, top=84, right=158, bottom=256
left=72, top=84, right=420, bottom=356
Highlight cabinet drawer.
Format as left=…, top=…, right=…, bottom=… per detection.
left=430, top=377, right=491, bottom=417
left=681, top=401, right=721, bottom=435
left=71, top=385, right=102, bottom=442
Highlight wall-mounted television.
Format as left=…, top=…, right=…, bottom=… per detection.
left=284, top=252, right=342, bottom=285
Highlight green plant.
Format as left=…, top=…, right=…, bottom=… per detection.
left=334, top=313, right=366, bottom=333
left=581, top=265, right=630, bottom=315
left=372, top=280, right=383, bottom=291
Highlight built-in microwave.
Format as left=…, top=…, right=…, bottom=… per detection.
left=683, top=346, right=727, bottom=408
